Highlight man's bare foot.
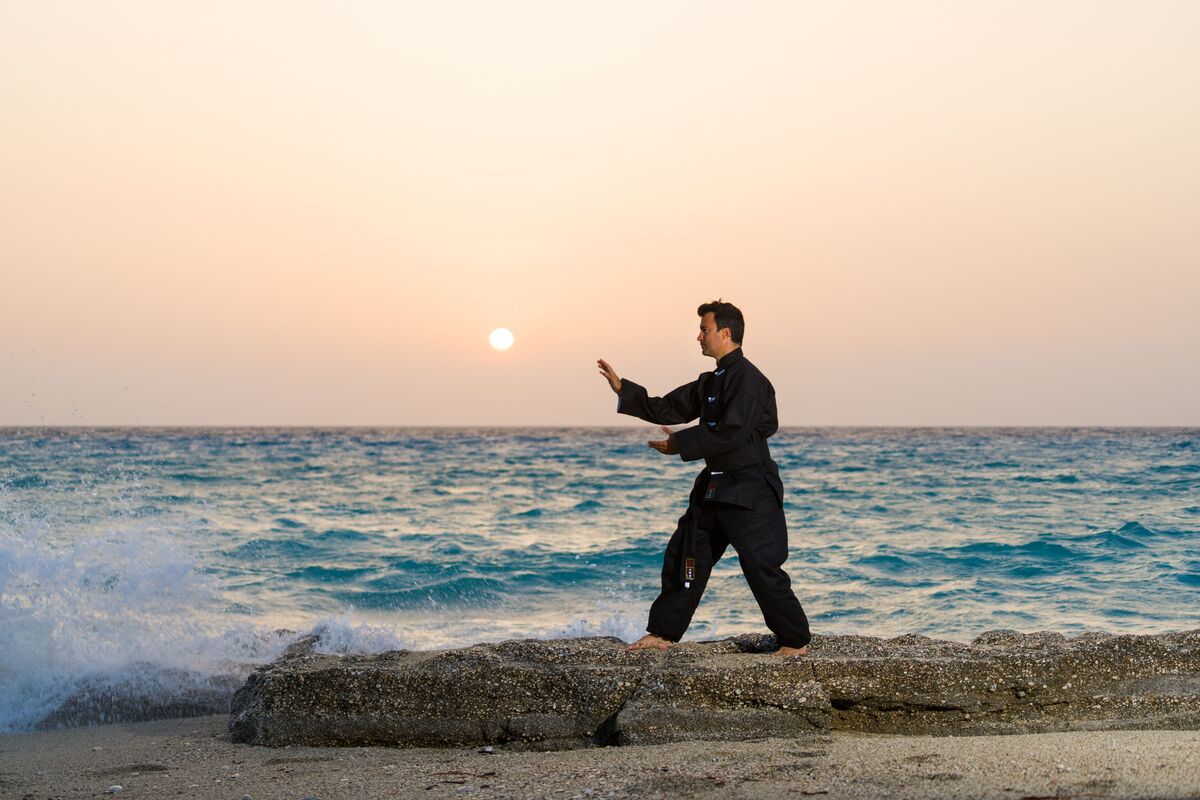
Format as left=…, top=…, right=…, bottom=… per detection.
left=774, top=645, right=809, bottom=657
left=627, top=634, right=672, bottom=651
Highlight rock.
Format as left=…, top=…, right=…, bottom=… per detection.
left=817, top=629, right=1200, bottom=735
left=228, top=629, right=1200, bottom=749
left=37, top=664, right=244, bottom=729
left=229, top=637, right=646, bottom=749
left=615, top=648, right=828, bottom=744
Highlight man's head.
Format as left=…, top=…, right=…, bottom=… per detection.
left=696, top=300, right=744, bottom=360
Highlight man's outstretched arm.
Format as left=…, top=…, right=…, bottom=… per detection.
left=597, top=358, right=699, bottom=425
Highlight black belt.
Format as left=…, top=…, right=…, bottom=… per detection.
left=703, top=440, right=770, bottom=471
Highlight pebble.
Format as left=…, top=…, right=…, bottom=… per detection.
left=480, top=746, right=494, bottom=754
left=242, top=795, right=252, bottom=800
left=105, top=787, right=122, bottom=794
left=92, top=746, right=103, bottom=751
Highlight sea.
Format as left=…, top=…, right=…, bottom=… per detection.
left=1, top=426, right=1197, bottom=733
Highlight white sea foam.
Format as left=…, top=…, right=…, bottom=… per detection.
left=542, top=608, right=646, bottom=642
left=308, top=615, right=411, bottom=654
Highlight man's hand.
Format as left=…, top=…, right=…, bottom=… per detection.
left=648, top=425, right=679, bottom=455
left=596, top=359, right=622, bottom=394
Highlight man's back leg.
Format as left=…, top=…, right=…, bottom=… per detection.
left=722, top=501, right=812, bottom=651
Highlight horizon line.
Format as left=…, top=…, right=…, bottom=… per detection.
left=2, top=424, right=1197, bottom=431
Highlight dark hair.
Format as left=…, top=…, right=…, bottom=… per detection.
left=697, top=299, right=745, bottom=345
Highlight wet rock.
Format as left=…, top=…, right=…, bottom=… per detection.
left=228, top=629, right=1200, bottom=748
left=37, top=665, right=243, bottom=729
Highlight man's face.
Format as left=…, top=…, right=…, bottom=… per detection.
left=697, top=312, right=726, bottom=357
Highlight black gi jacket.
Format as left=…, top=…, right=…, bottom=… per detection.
left=616, top=348, right=784, bottom=509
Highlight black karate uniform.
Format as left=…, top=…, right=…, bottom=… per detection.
left=617, top=347, right=812, bottom=649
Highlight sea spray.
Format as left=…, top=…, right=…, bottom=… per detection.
left=0, top=523, right=282, bottom=731
left=0, top=524, right=428, bottom=731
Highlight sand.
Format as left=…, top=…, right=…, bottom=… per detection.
left=2, top=714, right=1198, bottom=799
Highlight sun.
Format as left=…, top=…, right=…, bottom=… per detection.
left=488, top=327, right=515, bottom=351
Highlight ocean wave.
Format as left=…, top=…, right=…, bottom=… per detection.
left=226, top=538, right=319, bottom=559
left=287, top=565, right=376, bottom=583
left=167, top=472, right=225, bottom=483
left=312, top=527, right=374, bottom=542
left=1, top=475, right=50, bottom=489
left=514, top=507, right=545, bottom=517
left=334, top=575, right=508, bottom=609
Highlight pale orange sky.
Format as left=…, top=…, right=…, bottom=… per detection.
left=2, top=1, right=1197, bottom=425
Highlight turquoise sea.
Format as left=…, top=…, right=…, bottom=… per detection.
left=1, top=427, right=1197, bottom=731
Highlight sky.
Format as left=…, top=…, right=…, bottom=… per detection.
left=2, top=1, right=1197, bottom=426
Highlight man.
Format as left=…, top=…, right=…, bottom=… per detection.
left=597, top=300, right=812, bottom=656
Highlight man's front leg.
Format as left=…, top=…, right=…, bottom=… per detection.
left=638, top=508, right=716, bottom=648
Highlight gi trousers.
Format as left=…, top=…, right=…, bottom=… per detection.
left=645, top=477, right=811, bottom=649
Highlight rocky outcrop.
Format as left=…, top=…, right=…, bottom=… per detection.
left=228, top=636, right=649, bottom=750
left=228, top=629, right=1200, bottom=749
left=810, top=630, right=1200, bottom=735
left=37, top=665, right=243, bottom=729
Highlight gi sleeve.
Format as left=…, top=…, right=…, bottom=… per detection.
left=672, top=371, right=776, bottom=462
left=616, top=378, right=700, bottom=425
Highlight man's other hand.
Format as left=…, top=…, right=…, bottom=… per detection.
left=597, top=359, right=622, bottom=394
left=648, top=425, right=679, bottom=455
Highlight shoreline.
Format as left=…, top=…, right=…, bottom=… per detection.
left=3, top=714, right=1198, bottom=799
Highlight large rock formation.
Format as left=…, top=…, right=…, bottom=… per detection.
left=228, top=629, right=1200, bottom=749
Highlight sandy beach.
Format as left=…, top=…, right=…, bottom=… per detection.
left=3, top=714, right=1198, bottom=800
